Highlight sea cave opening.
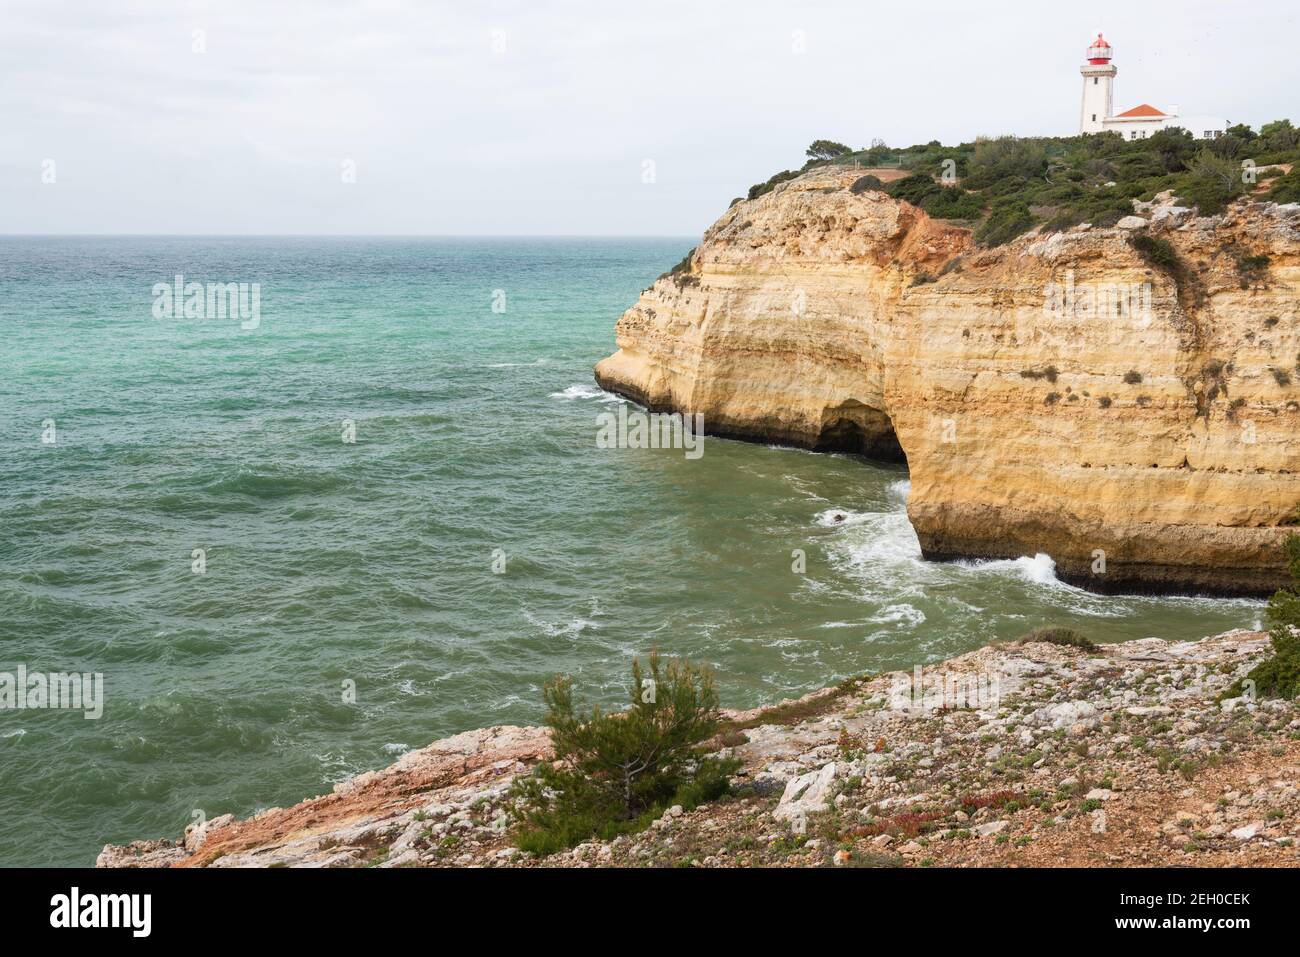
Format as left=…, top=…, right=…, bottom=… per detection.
left=812, top=399, right=907, bottom=466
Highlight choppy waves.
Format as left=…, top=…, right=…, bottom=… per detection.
left=0, top=236, right=1260, bottom=868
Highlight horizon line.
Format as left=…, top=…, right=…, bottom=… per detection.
left=0, top=232, right=700, bottom=240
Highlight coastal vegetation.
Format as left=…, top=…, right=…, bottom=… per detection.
left=743, top=120, right=1300, bottom=247
left=1017, top=626, right=1097, bottom=652
left=660, top=246, right=698, bottom=286
left=849, top=174, right=884, bottom=194
left=508, top=652, right=739, bottom=855
left=1228, top=530, right=1300, bottom=701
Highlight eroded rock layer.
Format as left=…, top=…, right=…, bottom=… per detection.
left=595, top=167, right=1300, bottom=595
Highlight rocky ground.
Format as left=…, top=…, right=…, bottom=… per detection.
left=99, top=629, right=1300, bottom=868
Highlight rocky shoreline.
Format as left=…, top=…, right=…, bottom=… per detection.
left=100, top=629, right=1300, bottom=868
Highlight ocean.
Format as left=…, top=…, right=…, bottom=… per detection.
left=0, top=236, right=1262, bottom=866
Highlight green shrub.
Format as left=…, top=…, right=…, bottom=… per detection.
left=882, top=173, right=983, bottom=219
left=850, top=174, right=884, bottom=194
left=1128, top=233, right=1180, bottom=274
left=1020, top=366, right=1059, bottom=383
left=1226, top=534, right=1300, bottom=700
left=1147, top=127, right=1198, bottom=173
left=975, top=199, right=1035, bottom=247
left=1175, top=151, right=1246, bottom=215
left=748, top=169, right=799, bottom=201
left=1267, top=169, right=1300, bottom=205
left=983, top=174, right=1032, bottom=198
left=886, top=172, right=943, bottom=205
left=1236, top=252, right=1271, bottom=287
left=508, top=652, right=739, bottom=855
left=663, top=247, right=694, bottom=276
left=923, top=186, right=984, bottom=219
left=1128, top=233, right=1203, bottom=310
left=1259, top=119, right=1300, bottom=153
left=1019, top=627, right=1098, bottom=652
left=964, top=136, right=1048, bottom=188
left=658, top=248, right=698, bottom=288
left=1123, top=370, right=1143, bottom=384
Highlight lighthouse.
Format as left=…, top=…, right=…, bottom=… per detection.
left=1079, top=34, right=1115, bottom=134
left=1076, top=33, right=1228, bottom=140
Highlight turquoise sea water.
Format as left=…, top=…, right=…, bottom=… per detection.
left=0, top=237, right=1262, bottom=866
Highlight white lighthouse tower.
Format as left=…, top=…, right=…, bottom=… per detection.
left=1079, top=34, right=1115, bottom=133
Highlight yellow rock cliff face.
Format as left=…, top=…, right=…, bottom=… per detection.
left=595, top=167, right=1300, bottom=595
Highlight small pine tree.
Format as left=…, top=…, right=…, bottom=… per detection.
left=509, top=652, right=738, bottom=855
left=806, top=139, right=852, bottom=162
left=1230, top=533, right=1300, bottom=700
left=1177, top=150, right=1245, bottom=215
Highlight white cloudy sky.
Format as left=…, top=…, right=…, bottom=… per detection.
left=2, top=0, right=1296, bottom=235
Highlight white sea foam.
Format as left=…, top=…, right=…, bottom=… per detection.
left=837, top=514, right=926, bottom=568
left=315, top=751, right=364, bottom=784
left=549, top=383, right=625, bottom=403
left=550, top=384, right=600, bottom=399
left=522, top=608, right=598, bottom=639
left=1007, top=553, right=1065, bottom=586
left=872, top=603, right=927, bottom=627
left=383, top=743, right=411, bottom=754
left=814, top=507, right=872, bottom=528
left=956, top=553, right=1136, bottom=619
left=488, top=358, right=547, bottom=368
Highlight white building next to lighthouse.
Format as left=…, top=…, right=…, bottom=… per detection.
left=1078, top=34, right=1229, bottom=141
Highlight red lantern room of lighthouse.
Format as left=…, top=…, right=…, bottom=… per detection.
left=1080, top=33, right=1117, bottom=133
left=1086, top=34, right=1113, bottom=64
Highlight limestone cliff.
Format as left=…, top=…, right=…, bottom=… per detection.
left=595, top=167, right=1300, bottom=595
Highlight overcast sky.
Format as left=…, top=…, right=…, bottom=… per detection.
left=2, top=0, right=1296, bottom=236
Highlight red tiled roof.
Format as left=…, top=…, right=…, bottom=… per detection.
left=1114, top=104, right=1166, bottom=118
